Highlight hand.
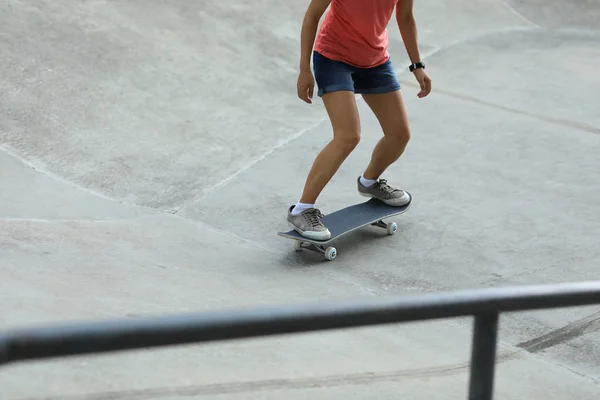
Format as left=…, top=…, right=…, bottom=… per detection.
left=297, top=69, right=315, bottom=104
left=413, top=68, right=432, bottom=98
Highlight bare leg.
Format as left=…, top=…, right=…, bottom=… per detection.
left=361, top=90, right=411, bottom=180
left=298, top=90, right=361, bottom=204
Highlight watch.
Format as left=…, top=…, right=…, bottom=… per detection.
left=409, top=62, right=425, bottom=72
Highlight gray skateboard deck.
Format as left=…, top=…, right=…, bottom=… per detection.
left=278, top=193, right=412, bottom=260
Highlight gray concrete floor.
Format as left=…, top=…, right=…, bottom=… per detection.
left=1, top=0, right=599, bottom=399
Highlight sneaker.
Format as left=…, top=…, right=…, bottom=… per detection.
left=287, top=206, right=331, bottom=241
left=357, top=177, right=411, bottom=206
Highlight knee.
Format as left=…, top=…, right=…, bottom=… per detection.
left=334, top=130, right=361, bottom=153
left=389, top=125, right=410, bottom=147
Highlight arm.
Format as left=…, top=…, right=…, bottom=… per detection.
left=299, top=0, right=331, bottom=72
left=395, top=0, right=421, bottom=64
left=297, top=0, right=331, bottom=103
left=396, top=0, right=432, bottom=98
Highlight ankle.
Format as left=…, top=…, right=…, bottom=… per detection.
left=360, top=175, right=378, bottom=188
left=291, top=202, right=314, bottom=215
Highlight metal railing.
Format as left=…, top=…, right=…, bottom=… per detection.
left=1, top=281, right=600, bottom=399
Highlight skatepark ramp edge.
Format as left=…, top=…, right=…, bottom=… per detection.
left=1, top=281, right=600, bottom=399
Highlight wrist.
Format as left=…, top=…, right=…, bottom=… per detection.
left=409, top=61, right=425, bottom=72
left=299, top=60, right=311, bottom=72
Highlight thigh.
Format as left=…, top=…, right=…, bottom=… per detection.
left=322, top=90, right=361, bottom=139
left=313, top=51, right=355, bottom=97
left=361, top=89, right=410, bottom=139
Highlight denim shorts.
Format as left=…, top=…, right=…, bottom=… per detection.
left=313, top=51, right=401, bottom=97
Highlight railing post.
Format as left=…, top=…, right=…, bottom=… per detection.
left=0, top=334, right=8, bottom=367
left=468, top=313, right=499, bottom=400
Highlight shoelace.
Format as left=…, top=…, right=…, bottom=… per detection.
left=303, top=208, right=325, bottom=227
left=377, top=179, right=396, bottom=194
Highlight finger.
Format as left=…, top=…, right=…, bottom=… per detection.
left=419, top=83, right=428, bottom=97
left=298, top=86, right=309, bottom=103
left=308, top=85, right=314, bottom=100
left=298, top=84, right=306, bottom=101
left=417, top=79, right=426, bottom=97
left=305, top=86, right=312, bottom=103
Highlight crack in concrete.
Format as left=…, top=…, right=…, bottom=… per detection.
left=0, top=143, right=167, bottom=218
left=13, top=350, right=518, bottom=400
left=0, top=217, right=155, bottom=223
left=498, top=0, right=543, bottom=28
left=517, top=310, right=600, bottom=353
left=398, top=80, right=600, bottom=135
left=0, top=144, right=117, bottom=203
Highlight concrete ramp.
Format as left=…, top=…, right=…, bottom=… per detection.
left=503, top=0, right=600, bottom=28
left=1, top=1, right=600, bottom=399
left=1, top=1, right=320, bottom=209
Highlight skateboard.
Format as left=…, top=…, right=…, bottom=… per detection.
left=278, top=193, right=412, bottom=261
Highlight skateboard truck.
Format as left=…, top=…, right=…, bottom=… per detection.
left=372, top=219, right=398, bottom=234
left=293, top=240, right=338, bottom=261
left=292, top=219, right=399, bottom=261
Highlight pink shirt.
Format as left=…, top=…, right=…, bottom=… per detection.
left=314, top=0, right=398, bottom=68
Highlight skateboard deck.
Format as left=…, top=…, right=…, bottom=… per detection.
left=278, top=193, right=412, bottom=261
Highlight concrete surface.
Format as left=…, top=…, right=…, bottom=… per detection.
left=1, top=0, right=599, bottom=399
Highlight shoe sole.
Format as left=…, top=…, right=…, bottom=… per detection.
left=358, top=191, right=410, bottom=206
left=287, top=221, right=331, bottom=241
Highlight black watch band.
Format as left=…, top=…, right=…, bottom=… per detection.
left=409, top=62, right=425, bottom=72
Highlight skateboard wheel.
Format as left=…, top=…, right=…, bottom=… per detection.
left=325, top=247, right=337, bottom=261
left=293, top=240, right=303, bottom=251
left=387, top=222, right=398, bottom=235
